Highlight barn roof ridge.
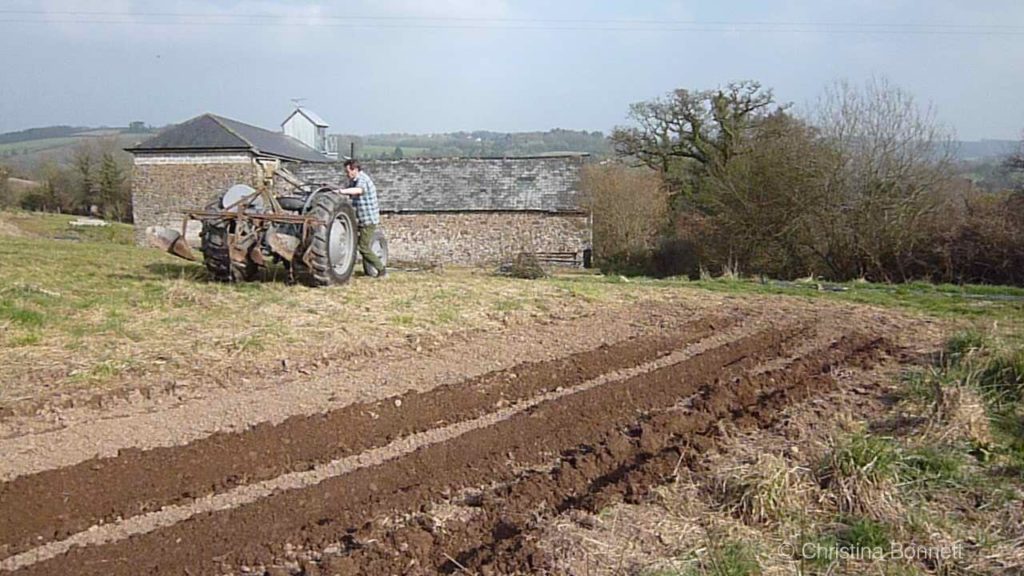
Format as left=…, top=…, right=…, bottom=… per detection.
left=127, top=113, right=331, bottom=163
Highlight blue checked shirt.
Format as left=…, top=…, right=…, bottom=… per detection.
left=348, top=171, right=380, bottom=226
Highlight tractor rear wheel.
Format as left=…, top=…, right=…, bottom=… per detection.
left=201, top=221, right=258, bottom=283
left=304, top=191, right=358, bottom=286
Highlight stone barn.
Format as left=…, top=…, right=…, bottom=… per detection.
left=128, top=114, right=592, bottom=267
left=295, top=157, right=591, bottom=266
left=127, top=113, right=332, bottom=245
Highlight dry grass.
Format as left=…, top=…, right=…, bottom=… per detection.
left=539, top=356, right=1019, bottom=576
left=0, top=219, right=25, bottom=237
left=539, top=327, right=1024, bottom=576
left=816, top=430, right=905, bottom=521
left=541, top=478, right=793, bottom=576
left=713, top=452, right=812, bottom=526
left=924, top=377, right=993, bottom=446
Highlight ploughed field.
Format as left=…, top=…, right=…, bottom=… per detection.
left=0, top=299, right=939, bottom=576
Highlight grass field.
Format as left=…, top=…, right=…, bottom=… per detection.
left=2, top=209, right=1022, bottom=401
left=0, top=136, right=84, bottom=156
left=0, top=210, right=656, bottom=404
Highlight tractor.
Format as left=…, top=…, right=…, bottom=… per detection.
left=147, top=159, right=387, bottom=286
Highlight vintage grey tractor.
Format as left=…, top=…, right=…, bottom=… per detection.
left=147, top=161, right=387, bottom=286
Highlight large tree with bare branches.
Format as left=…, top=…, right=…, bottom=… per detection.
left=610, top=80, right=782, bottom=201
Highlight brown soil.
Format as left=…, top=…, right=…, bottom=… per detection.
left=3, top=320, right=898, bottom=575
left=0, top=299, right=720, bottom=477
left=315, top=334, right=889, bottom=575
left=0, top=317, right=723, bottom=560
left=0, top=294, right=943, bottom=576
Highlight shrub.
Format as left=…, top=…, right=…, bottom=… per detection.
left=581, top=163, right=669, bottom=274
left=504, top=252, right=547, bottom=280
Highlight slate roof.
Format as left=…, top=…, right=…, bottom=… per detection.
left=282, top=108, right=328, bottom=128
left=128, top=114, right=330, bottom=163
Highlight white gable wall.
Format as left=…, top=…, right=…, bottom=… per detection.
left=283, top=114, right=318, bottom=151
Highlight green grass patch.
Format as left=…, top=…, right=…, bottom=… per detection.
left=792, top=531, right=841, bottom=571
left=820, top=432, right=903, bottom=484
left=903, top=446, right=966, bottom=487
left=8, top=332, right=42, bottom=346
left=898, top=368, right=941, bottom=406
left=548, top=278, right=609, bottom=301
left=944, top=330, right=988, bottom=362
left=388, top=314, right=416, bottom=327
left=0, top=300, right=46, bottom=327
left=899, top=329, right=1024, bottom=483
left=551, top=274, right=1024, bottom=328
left=976, top=350, right=1024, bottom=407
left=387, top=296, right=416, bottom=311
left=1, top=210, right=134, bottom=243
left=432, top=306, right=460, bottom=324
left=232, top=333, right=266, bottom=354
left=71, top=358, right=137, bottom=382
left=839, top=517, right=892, bottom=552
left=493, top=298, right=524, bottom=312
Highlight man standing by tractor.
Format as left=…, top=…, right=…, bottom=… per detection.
left=340, top=159, right=387, bottom=278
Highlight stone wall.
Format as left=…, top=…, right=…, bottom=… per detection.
left=131, top=154, right=592, bottom=267
left=381, top=212, right=591, bottom=266
left=131, top=153, right=258, bottom=244
left=295, top=156, right=586, bottom=213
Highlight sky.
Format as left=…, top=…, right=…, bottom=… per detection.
left=1, top=0, right=1023, bottom=140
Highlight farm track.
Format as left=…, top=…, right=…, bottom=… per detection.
left=0, top=316, right=895, bottom=575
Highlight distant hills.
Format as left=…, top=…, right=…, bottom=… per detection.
left=0, top=123, right=1018, bottom=175
left=332, top=129, right=611, bottom=160
left=954, top=139, right=1019, bottom=161
left=0, top=123, right=153, bottom=146
left=0, top=124, right=156, bottom=173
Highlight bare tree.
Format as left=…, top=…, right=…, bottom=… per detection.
left=581, top=163, right=669, bottom=270
left=71, top=140, right=96, bottom=212
left=610, top=81, right=781, bottom=200
left=812, top=77, right=955, bottom=281
left=703, top=112, right=835, bottom=277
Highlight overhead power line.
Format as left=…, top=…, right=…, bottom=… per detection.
left=0, top=9, right=1021, bottom=36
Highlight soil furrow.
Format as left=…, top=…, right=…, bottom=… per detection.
left=0, top=318, right=724, bottom=560
left=304, top=333, right=893, bottom=576
left=462, top=335, right=887, bottom=575
left=5, top=324, right=798, bottom=575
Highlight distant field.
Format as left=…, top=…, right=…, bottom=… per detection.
left=357, top=144, right=431, bottom=158
left=0, top=137, right=84, bottom=156
left=0, top=133, right=149, bottom=171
